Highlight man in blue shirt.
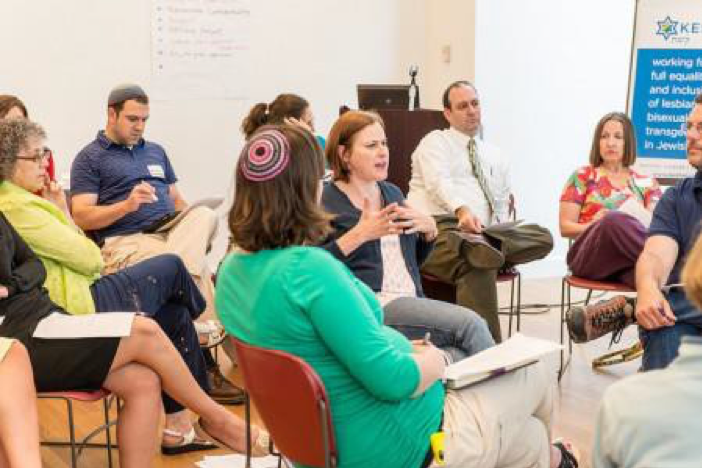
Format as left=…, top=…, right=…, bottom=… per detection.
left=70, top=84, right=241, bottom=404
left=635, top=93, right=702, bottom=370
left=593, top=131, right=702, bottom=467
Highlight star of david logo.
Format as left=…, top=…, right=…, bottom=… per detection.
left=656, top=16, right=678, bottom=40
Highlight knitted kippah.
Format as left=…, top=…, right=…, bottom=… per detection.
left=239, top=129, right=291, bottom=182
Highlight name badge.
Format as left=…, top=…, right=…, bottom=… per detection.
left=147, top=164, right=165, bottom=179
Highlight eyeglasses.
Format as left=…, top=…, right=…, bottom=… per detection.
left=16, top=147, right=51, bottom=164
left=681, top=122, right=702, bottom=135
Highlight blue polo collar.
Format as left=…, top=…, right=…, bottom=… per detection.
left=96, top=130, right=145, bottom=150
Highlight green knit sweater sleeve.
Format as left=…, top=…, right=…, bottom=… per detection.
left=286, top=248, right=421, bottom=401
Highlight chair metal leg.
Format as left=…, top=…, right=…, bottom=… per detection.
left=244, top=391, right=252, bottom=468
left=40, top=394, right=117, bottom=467
left=559, top=278, right=573, bottom=382
left=103, top=396, right=114, bottom=468
left=515, top=274, right=522, bottom=332
left=66, top=398, right=78, bottom=468
left=319, top=400, right=333, bottom=468
left=507, top=277, right=516, bottom=337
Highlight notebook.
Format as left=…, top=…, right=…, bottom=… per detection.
left=444, top=333, right=563, bottom=389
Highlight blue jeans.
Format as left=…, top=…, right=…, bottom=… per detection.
left=90, top=254, right=208, bottom=414
left=383, top=296, right=495, bottom=362
left=640, top=290, right=702, bottom=371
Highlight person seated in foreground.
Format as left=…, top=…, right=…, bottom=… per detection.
left=592, top=233, right=702, bottom=468
left=68, top=83, right=241, bottom=405
left=215, top=124, right=578, bottom=468
left=320, top=110, right=494, bottom=363
left=632, top=93, right=702, bottom=371
left=0, top=212, right=269, bottom=468
left=0, top=118, right=225, bottom=454
left=561, top=112, right=661, bottom=343
left=0, top=337, right=41, bottom=468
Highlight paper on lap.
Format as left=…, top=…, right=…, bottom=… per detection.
left=33, top=312, right=134, bottom=339
left=617, top=198, right=652, bottom=228
left=152, top=198, right=218, bottom=233
left=444, top=333, right=562, bottom=389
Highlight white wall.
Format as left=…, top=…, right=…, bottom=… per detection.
left=0, top=0, right=426, bottom=200
left=475, top=0, right=636, bottom=277
left=421, top=0, right=476, bottom=109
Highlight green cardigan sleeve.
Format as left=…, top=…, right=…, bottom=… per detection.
left=2, top=200, right=103, bottom=278
left=286, top=248, right=421, bottom=401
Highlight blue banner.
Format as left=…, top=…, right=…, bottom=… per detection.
left=631, top=48, right=702, bottom=160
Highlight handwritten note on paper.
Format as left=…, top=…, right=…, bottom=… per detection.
left=152, top=0, right=252, bottom=100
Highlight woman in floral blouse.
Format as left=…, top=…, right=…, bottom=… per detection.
left=560, top=112, right=662, bottom=342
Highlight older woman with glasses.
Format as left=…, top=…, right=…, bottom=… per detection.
left=0, top=95, right=55, bottom=189
left=0, top=118, right=268, bottom=456
left=561, top=112, right=662, bottom=343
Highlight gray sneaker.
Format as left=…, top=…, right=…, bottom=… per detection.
left=566, top=295, right=635, bottom=343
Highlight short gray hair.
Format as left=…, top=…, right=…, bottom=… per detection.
left=0, top=119, right=46, bottom=183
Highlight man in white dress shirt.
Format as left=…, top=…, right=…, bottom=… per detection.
left=408, top=81, right=553, bottom=341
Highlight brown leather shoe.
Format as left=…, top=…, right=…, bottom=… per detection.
left=452, top=231, right=505, bottom=269
left=206, top=366, right=245, bottom=405
left=566, top=295, right=635, bottom=344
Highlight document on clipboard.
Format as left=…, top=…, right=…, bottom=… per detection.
left=444, top=333, right=562, bottom=389
left=143, top=198, right=216, bottom=234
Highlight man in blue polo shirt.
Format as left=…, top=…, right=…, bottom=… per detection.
left=634, top=92, right=702, bottom=370
left=70, top=84, right=216, bottom=282
left=70, top=84, right=241, bottom=404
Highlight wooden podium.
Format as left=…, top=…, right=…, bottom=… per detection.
left=376, top=109, right=448, bottom=195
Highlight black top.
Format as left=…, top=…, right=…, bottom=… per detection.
left=320, top=181, right=433, bottom=297
left=0, top=212, right=63, bottom=343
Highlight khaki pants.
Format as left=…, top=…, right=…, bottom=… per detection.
left=438, top=362, right=552, bottom=468
left=101, top=206, right=218, bottom=315
left=422, top=217, right=553, bottom=342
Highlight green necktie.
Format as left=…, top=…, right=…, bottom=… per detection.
left=468, top=137, right=495, bottom=216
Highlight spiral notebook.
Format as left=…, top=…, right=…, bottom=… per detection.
left=444, top=333, right=563, bottom=389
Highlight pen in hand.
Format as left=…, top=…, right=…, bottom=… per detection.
left=423, top=332, right=432, bottom=345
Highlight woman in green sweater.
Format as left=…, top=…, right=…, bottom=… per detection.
left=216, top=125, right=578, bottom=468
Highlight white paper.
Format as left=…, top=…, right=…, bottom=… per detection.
left=617, top=198, right=653, bottom=228
left=152, top=0, right=252, bottom=100
left=33, top=312, right=135, bottom=339
left=196, top=454, right=283, bottom=468
left=151, top=197, right=222, bottom=234
left=444, top=333, right=562, bottom=383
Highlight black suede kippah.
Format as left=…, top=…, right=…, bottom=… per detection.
left=107, top=84, right=147, bottom=106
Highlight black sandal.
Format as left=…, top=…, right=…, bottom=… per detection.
left=553, top=441, right=579, bottom=468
